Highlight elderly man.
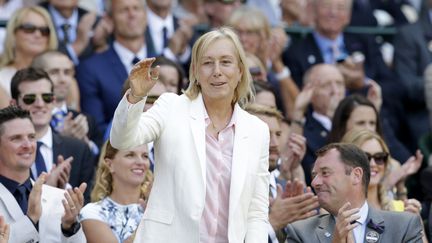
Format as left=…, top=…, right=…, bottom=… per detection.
left=286, top=143, right=424, bottom=243
left=0, top=106, right=86, bottom=243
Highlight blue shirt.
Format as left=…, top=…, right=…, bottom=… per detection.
left=313, top=32, right=347, bottom=64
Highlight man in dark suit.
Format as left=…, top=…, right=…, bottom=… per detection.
left=145, top=0, right=195, bottom=65
left=32, top=50, right=103, bottom=157
left=286, top=143, right=424, bottom=243
left=40, top=0, right=109, bottom=63
left=10, top=67, right=94, bottom=202
left=393, top=0, right=432, bottom=151
left=76, top=0, right=157, bottom=133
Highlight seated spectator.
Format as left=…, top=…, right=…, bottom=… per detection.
left=286, top=143, right=424, bottom=243
left=152, top=56, right=186, bottom=94
left=10, top=67, right=95, bottom=201
left=227, top=6, right=299, bottom=116
left=32, top=50, right=103, bottom=155
left=76, top=0, right=152, bottom=133
left=342, top=129, right=428, bottom=243
left=0, top=105, right=86, bottom=243
left=280, top=0, right=314, bottom=27
left=0, top=6, right=57, bottom=97
left=80, top=141, right=153, bottom=243
left=253, top=80, right=277, bottom=108
left=246, top=52, right=268, bottom=82
left=40, top=0, right=111, bottom=63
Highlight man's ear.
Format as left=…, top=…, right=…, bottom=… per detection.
left=10, top=99, right=17, bottom=106
left=351, top=167, right=363, bottom=185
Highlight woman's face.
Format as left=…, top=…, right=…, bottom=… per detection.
left=107, top=144, right=150, bottom=188
left=360, top=138, right=387, bottom=186
left=14, top=11, right=50, bottom=57
left=159, top=65, right=179, bottom=93
left=197, top=38, right=242, bottom=103
left=234, top=23, right=262, bottom=56
left=346, top=105, right=377, bottom=132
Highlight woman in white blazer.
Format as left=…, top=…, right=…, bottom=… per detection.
left=110, top=27, right=270, bottom=243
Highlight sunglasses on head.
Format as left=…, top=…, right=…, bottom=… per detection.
left=21, top=93, right=54, bottom=105
left=16, top=23, right=50, bottom=37
left=365, top=152, right=389, bottom=165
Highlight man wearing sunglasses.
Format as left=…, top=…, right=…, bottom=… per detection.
left=10, top=67, right=95, bottom=203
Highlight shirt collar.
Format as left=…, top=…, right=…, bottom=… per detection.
left=147, top=7, right=175, bottom=33
left=52, top=103, right=68, bottom=115
left=0, top=174, right=32, bottom=195
left=203, top=101, right=239, bottom=130
left=49, top=4, right=79, bottom=28
left=357, top=201, right=369, bottom=225
left=113, top=41, right=147, bottom=69
left=39, top=126, right=53, bottom=149
left=312, top=111, right=332, bottom=131
left=313, top=32, right=344, bottom=55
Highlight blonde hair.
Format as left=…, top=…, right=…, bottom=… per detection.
left=90, top=141, right=153, bottom=202
left=184, top=27, right=254, bottom=107
left=341, top=129, right=394, bottom=211
left=0, top=6, right=58, bottom=67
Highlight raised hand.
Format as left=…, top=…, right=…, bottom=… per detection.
left=61, top=183, right=87, bottom=230
left=332, top=202, right=359, bottom=243
left=27, top=173, right=46, bottom=225
left=128, top=58, right=160, bottom=103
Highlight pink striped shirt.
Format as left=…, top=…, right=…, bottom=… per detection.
left=199, top=107, right=237, bottom=243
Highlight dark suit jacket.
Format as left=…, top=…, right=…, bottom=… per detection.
left=67, top=109, right=103, bottom=149
left=350, top=0, right=410, bottom=27
left=76, top=44, right=156, bottom=132
left=52, top=133, right=95, bottom=202
left=282, top=32, right=395, bottom=90
left=76, top=45, right=129, bottom=132
left=393, top=10, right=432, bottom=106
left=286, top=206, right=423, bottom=243
left=302, top=112, right=330, bottom=185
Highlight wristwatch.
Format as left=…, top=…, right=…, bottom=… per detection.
left=61, top=221, right=81, bottom=237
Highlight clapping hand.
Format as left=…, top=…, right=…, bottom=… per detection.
left=61, top=183, right=87, bottom=230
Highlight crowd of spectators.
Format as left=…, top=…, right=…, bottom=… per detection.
left=0, top=0, right=432, bottom=242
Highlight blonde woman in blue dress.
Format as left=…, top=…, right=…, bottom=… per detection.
left=79, top=141, right=152, bottom=243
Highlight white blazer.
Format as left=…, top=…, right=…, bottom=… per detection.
left=0, top=183, right=86, bottom=243
left=111, top=93, right=270, bottom=243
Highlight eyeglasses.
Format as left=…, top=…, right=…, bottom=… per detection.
left=365, top=152, right=389, bottom=165
left=16, top=23, right=50, bottom=37
left=21, top=93, right=54, bottom=105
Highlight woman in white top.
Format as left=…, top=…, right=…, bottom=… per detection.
left=79, top=141, right=152, bottom=243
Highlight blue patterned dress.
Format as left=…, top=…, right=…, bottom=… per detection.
left=79, top=197, right=144, bottom=242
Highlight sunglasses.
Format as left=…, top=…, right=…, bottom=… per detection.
left=21, top=93, right=54, bottom=105
left=16, top=23, right=50, bottom=37
left=365, top=152, right=389, bottom=165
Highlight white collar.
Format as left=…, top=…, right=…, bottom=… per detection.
left=312, top=111, right=332, bottom=131
left=39, top=126, right=53, bottom=149
left=113, top=41, right=147, bottom=72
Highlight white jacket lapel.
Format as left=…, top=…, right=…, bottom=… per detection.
left=0, top=183, right=25, bottom=221
left=189, top=94, right=207, bottom=187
